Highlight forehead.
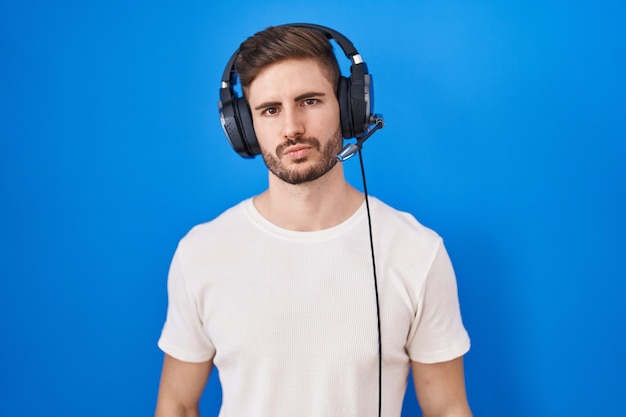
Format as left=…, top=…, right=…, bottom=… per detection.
left=246, top=58, right=334, bottom=104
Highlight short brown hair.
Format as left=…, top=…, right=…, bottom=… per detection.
left=235, top=25, right=341, bottom=93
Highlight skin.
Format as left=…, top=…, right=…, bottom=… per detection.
left=155, top=58, right=472, bottom=417
left=412, top=357, right=473, bottom=417
left=247, top=58, right=363, bottom=231
left=155, top=355, right=212, bottom=417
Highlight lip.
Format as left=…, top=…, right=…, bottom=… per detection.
left=283, top=145, right=313, bottom=159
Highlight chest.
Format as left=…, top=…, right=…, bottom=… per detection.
left=185, top=233, right=419, bottom=371
left=205, top=252, right=379, bottom=362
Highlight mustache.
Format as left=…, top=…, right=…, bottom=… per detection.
left=276, top=137, right=321, bottom=156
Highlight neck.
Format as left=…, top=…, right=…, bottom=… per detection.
left=253, top=163, right=364, bottom=231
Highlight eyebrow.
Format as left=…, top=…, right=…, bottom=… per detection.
left=253, top=91, right=327, bottom=111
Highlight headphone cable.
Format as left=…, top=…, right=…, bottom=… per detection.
left=358, top=149, right=382, bottom=417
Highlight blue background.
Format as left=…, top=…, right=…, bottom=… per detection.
left=1, top=0, right=624, bottom=416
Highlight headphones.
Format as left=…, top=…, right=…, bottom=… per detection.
left=218, top=23, right=376, bottom=158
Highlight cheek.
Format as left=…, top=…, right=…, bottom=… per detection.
left=319, top=102, right=341, bottom=130
left=251, top=116, right=275, bottom=147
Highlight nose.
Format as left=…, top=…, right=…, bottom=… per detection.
left=282, top=107, right=305, bottom=139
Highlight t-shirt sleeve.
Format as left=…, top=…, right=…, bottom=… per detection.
left=157, top=248, right=216, bottom=363
left=406, top=240, right=470, bottom=364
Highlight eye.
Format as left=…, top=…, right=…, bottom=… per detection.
left=303, top=98, right=318, bottom=106
left=263, top=107, right=278, bottom=116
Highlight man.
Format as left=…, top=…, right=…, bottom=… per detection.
left=155, top=24, right=472, bottom=417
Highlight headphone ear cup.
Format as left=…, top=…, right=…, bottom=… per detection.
left=348, top=67, right=370, bottom=139
left=337, top=76, right=354, bottom=139
left=219, top=90, right=248, bottom=157
left=234, top=97, right=261, bottom=157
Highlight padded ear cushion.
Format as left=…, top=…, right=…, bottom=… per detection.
left=337, top=76, right=354, bottom=139
left=348, top=65, right=369, bottom=138
left=234, top=97, right=261, bottom=156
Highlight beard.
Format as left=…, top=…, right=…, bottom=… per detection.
left=260, top=128, right=342, bottom=185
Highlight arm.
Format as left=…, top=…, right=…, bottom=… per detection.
left=155, top=354, right=213, bottom=417
left=411, top=356, right=472, bottom=417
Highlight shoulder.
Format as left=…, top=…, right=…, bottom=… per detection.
left=176, top=198, right=253, bottom=254
left=368, top=197, right=445, bottom=267
left=369, top=197, right=441, bottom=242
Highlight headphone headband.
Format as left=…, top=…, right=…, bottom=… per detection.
left=218, top=23, right=375, bottom=158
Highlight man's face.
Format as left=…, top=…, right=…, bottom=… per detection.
left=246, top=58, right=342, bottom=185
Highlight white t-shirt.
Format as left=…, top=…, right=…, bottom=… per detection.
left=158, top=197, right=470, bottom=417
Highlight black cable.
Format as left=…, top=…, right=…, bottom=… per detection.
left=358, top=149, right=382, bottom=417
